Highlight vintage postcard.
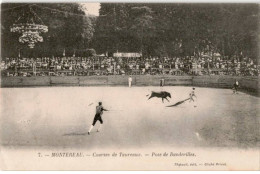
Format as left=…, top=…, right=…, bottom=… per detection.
left=0, top=2, right=259, bottom=171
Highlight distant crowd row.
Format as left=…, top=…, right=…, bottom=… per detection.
left=1, top=56, right=259, bottom=77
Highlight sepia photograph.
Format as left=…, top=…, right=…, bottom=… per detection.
left=0, top=1, right=259, bottom=171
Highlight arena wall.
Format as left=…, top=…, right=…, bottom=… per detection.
left=1, top=76, right=259, bottom=93
left=192, top=76, right=259, bottom=91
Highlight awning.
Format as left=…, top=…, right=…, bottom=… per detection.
left=113, top=52, right=142, bottom=58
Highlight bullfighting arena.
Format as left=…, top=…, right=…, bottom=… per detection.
left=1, top=86, right=259, bottom=149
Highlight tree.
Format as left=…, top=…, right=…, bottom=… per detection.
left=86, top=48, right=96, bottom=56
left=129, top=6, right=154, bottom=55
left=1, top=3, right=95, bottom=57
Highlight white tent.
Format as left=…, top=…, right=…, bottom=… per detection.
left=113, top=52, right=142, bottom=58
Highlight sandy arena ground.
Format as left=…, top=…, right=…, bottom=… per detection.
left=0, top=86, right=259, bottom=149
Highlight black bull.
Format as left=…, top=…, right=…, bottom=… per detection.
left=148, top=91, right=171, bottom=103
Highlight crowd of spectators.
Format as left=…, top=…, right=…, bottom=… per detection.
left=1, top=55, right=259, bottom=77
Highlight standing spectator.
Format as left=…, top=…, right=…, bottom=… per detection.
left=32, top=61, right=36, bottom=76
left=233, top=80, right=239, bottom=94
left=160, top=78, right=165, bottom=87
left=128, top=75, right=132, bottom=87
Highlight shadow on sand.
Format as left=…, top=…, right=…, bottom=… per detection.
left=63, top=131, right=99, bottom=136
left=63, top=132, right=88, bottom=136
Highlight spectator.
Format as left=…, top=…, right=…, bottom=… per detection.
left=128, top=75, right=132, bottom=87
